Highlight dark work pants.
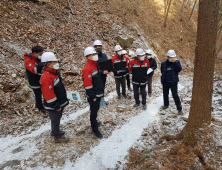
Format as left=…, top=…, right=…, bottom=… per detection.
left=33, top=88, right=45, bottom=111
left=147, top=74, right=153, bottom=94
left=48, top=108, right=64, bottom=139
left=163, top=82, right=182, bottom=111
left=133, top=84, right=147, bottom=105
left=126, top=74, right=131, bottom=88
left=87, top=97, right=101, bottom=132
left=115, top=77, right=126, bottom=95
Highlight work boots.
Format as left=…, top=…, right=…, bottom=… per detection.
left=161, top=105, right=169, bottom=110
left=122, top=93, right=127, bottom=98
left=178, top=110, right=184, bottom=115
left=133, top=103, right=140, bottom=107
left=92, top=130, right=103, bottom=138
left=54, top=136, right=69, bottom=143
left=117, top=94, right=121, bottom=99
left=143, top=104, right=147, bottom=110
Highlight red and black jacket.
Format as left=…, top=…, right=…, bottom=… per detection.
left=24, top=53, right=44, bottom=89
left=128, top=58, right=150, bottom=85
left=82, top=59, right=104, bottom=99
left=40, top=67, right=69, bottom=111
left=111, top=54, right=128, bottom=78
left=126, top=57, right=130, bottom=75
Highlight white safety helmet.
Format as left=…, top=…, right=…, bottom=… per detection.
left=84, top=47, right=97, bottom=57
left=41, top=52, right=58, bottom=63
left=135, top=48, right=145, bottom=56
left=93, top=40, right=102, bottom=46
left=122, top=50, right=127, bottom=55
left=146, top=49, right=152, bottom=55
left=167, top=50, right=176, bottom=58
left=114, top=45, right=122, bottom=52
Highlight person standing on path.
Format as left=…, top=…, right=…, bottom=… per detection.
left=24, top=46, right=48, bottom=118
left=122, top=50, right=132, bottom=91
left=160, top=50, right=183, bottom=115
left=128, top=48, right=150, bottom=110
left=93, top=40, right=108, bottom=106
left=82, top=47, right=104, bottom=138
left=111, top=45, right=128, bottom=99
left=145, top=49, right=157, bottom=97
left=40, top=52, right=69, bottom=143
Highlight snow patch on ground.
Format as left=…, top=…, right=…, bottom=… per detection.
left=66, top=97, right=162, bottom=170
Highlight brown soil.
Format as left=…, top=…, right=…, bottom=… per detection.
left=125, top=123, right=222, bottom=170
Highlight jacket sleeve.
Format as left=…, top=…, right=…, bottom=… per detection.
left=147, top=60, right=150, bottom=70
left=112, top=57, right=118, bottom=74
left=25, top=57, right=38, bottom=74
left=41, top=77, right=61, bottom=110
left=173, top=60, right=182, bottom=72
left=161, top=63, right=163, bottom=74
left=128, top=60, right=133, bottom=73
left=82, top=69, right=96, bottom=99
left=36, top=62, right=45, bottom=74
left=151, top=59, right=157, bottom=70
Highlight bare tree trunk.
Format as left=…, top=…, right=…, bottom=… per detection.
left=164, top=0, right=172, bottom=27
left=180, top=0, right=185, bottom=20
left=189, top=0, right=198, bottom=20
left=181, top=0, right=220, bottom=134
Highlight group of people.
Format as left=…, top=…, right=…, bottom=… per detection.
left=24, top=40, right=183, bottom=142
left=82, top=40, right=183, bottom=138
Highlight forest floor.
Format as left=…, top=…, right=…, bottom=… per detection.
left=0, top=74, right=222, bottom=170
left=1, top=0, right=222, bottom=169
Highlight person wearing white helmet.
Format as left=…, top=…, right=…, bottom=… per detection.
left=93, top=40, right=108, bottom=107
left=24, top=46, right=48, bottom=118
left=145, top=49, right=157, bottom=97
left=122, top=50, right=132, bottom=91
left=128, top=48, right=150, bottom=110
left=40, top=52, right=69, bottom=143
left=82, top=47, right=104, bottom=138
left=160, top=50, right=183, bottom=115
left=111, top=45, right=128, bottom=99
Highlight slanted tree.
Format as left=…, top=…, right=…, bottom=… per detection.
left=189, top=0, right=198, bottom=20
left=181, top=0, right=220, bottom=134
left=164, top=0, right=172, bottom=27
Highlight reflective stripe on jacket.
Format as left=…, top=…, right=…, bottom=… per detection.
left=129, top=58, right=150, bottom=85
left=111, top=54, right=128, bottom=78
left=82, top=59, right=104, bottom=99
left=40, top=67, right=69, bottom=110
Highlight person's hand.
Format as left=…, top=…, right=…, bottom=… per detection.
left=93, top=98, right=97, bottom=102
left=56, top=108, right=61, bottom=111
left=117, top=71, right=120, bottom=74
left=103, top=70, right=109, bottom=74
left=171, top=57, right=176, bottom=63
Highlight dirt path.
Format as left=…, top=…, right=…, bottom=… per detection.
left=0, top=78, right=160, bottom=169
left=3, top=76, right=221, bottom=170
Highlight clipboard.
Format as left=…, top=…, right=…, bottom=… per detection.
left=98, top=59, right=114, bottom=72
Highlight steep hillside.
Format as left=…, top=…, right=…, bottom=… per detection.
left=0, top=0, right=199, bottom=116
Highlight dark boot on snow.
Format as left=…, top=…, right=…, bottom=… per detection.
left=54, top=136, right=69, bottom=143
